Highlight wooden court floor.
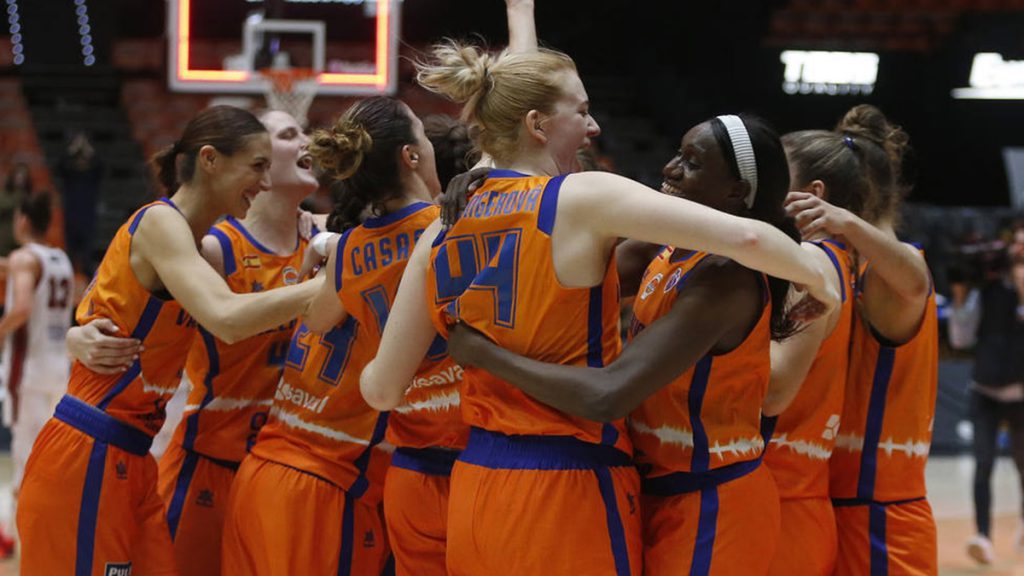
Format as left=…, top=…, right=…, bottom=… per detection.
left=0, top=455, right=1017, bottom=574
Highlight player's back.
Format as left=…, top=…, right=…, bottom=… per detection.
left=69, top=199, right=196, bottom=436
left=830, top=245, right=938, bottom=502
left=253, top=203, right=441, bottom=499
left=172, top=217, right=306, bottom=463
left=2, top=242, right=74, bottom=389
left=764, top=240, right=855, bottom=498
left=629, top=248, right=772, bottom=481
left=425, top=170, right=627, bottom=452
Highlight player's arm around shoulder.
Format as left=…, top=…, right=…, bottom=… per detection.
left=131, top=204, right=322, bottom=344
left=361, top=219, right=442, bottom=411
left=305, top=233, right=348, bottom=334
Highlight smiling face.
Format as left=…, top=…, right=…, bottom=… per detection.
left=539, top=71, right=601, bottom=174
left=260, top=110, right=318, bottom=196
left=206, top=133, right=272, bottom=219
left=660, top=121, right=743, bottom=214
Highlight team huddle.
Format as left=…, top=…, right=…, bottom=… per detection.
left=5, top=2, right=937, bottom=575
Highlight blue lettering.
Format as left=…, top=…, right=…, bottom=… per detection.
left=515, top=189, right=528, bottom=212
left=414, top=229, right=424, bottom=244
left=464, top=194, right=481, bottom=218
left=502, top=191, right=517, bottom=215
left=524, top=188, right=541, bottom=212
left=364, top=242, right=378, bottom=272
left=350, top=245, right=363, bottom=275
left=379, top=237, right=393, bottom=267
left=396, top=233, right=410, bottom=261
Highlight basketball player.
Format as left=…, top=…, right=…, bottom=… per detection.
left=221, top=96, right=442, bottom=576
left=16, top=105, right=323, bottom=576
left=360, top=43, right=837, bottom=575
left=787, top=105, right=938, bottom=576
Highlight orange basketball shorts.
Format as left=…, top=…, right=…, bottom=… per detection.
left=767, top=497, right=837, bottom=576
left=221, top=454, right=388, bottom=576
left=641, top=462, right=781, bottom=576
left=17, top=395, right=177, bottom=576
left=383, top=447, right=459, bottom=576
left=446, top=428, right=642, bottom=576
left=157, top=440, right=240, bottom=576
left=832, top=497, right=937, bottom=576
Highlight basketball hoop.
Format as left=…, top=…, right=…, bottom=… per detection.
left=259, top=67, right=318, bottom=128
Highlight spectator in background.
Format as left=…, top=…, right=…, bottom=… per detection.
left=0, top=163, right=32, bottom=258
left=57, top=132, right=102, bottom=275
left=949, top=223, right=1024, bottom=565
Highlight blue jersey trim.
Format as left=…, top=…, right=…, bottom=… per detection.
left=347, top=411, right=390, bottom=498
left=857, top=346, right=896, bottom=500
left=334, top=228, right=353, bottom=292
left=595, top=467, right=633, bottom=576
left=337, top=492, right=355, bottom=576
left=226, top=216, right=299, bottom=255
left=208, top=228, right=237, bottom=276
left=165, top=450, right=200, bottom=540
left=688, top=356, right=714, bottom=473
left=183, top=328, right=219, bottom=452
left=487, top=169, right=530, bottom=179
left=690, top=487, right=720, bottom=576
left=75, top=440, right=108, bottom=576
left=813, top=241, right=847, bottom=302
left=362, top=202, right=433, bottom=229
left=869, top=503, right=889, bottom=575
left=55, top=395, right=153, bottom=455
left=459, top=427, right=632, bottom=470
left=391, top=447, right=460, bottom=477
left=97, top=296, right=165, bottom=410
left=536, top=174, right=567, bottom=235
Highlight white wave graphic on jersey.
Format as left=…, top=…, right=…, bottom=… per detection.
left=269, top=405, right=370, bottom=445
left=393, top=391, right=460, bottom=414
left=185, top=397, right=274, bottom=413
left=768, top=414, right=840, bottom=460
left=834, top=433, right=930, bottom=458
left=630, top=420, right=764, bottom=460
left=140, top=374, right=181, bottom=396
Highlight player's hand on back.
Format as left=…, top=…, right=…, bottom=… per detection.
left=446, top=322, right=494, bottom=367
left=67, top=318, right=142, bottom=374
left=440, top=167, right=492, bottom=228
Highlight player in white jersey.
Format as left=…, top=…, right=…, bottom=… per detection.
left=0, top=193, right=74, bottom=493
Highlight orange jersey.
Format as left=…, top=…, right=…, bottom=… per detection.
left=252, top=203, right=443, bottom=499
left=172, top=217, right=307, bottom=464
left=765, top=240, right=855, bottom=499
left=334, top=203, right=466, bottom=451
left=71, top=198, right=196, bottom=436
left=630, top=248, right=771, bottom=479
left=830, top=246, right=938, bottom=502
left=425, top=170, right=628, bottom=453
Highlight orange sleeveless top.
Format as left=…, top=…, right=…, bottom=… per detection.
left=252, top=203, right=444, bottom=501
left=424, top=170, right=628, bottom=453
left=763, top=240, right=855, bottom=499
left=629, top=248, right=771, bottom=478
left=71, top=199, right=196, bottom=436
left=171, top=217, right=308, bottom=463
left=829, top=246, right=938, bottom=502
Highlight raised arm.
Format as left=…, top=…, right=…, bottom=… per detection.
left=360, top=220, right=444, bottom=410
left=447, top=258, right=762, bottom=422
left=506, top=0, right=537, bottom=54
left=133, top=206, right=322, bottom=344
left=304, top=233, right=348, bottom=333
left=763, top=243, right=843, bottom=415
left=786, top=191, right=930, bottom=343
left=561, top=172, right=837, bottom=310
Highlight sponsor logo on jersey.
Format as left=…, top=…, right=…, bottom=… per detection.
left=282, top=266, right=299, bottom=286
left=640, top=273, right=663, bottom=301
left=116, top=460, right=128, bottom=480
left=663, top=268, right=683, bottom=292
left=274, top=381, right=329, bottom=413
left=242, top=255, right=261, bottom=269
left=409, top=364, right=463, bottom=390
left=104, top=562, right=132, bottom=576
left=363, top=530, right=376, bottom=548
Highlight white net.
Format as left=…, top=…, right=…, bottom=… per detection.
left=260, top=69, right=318, bottom=128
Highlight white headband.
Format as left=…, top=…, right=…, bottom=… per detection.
left=716, top=115, right=758, bottom=209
